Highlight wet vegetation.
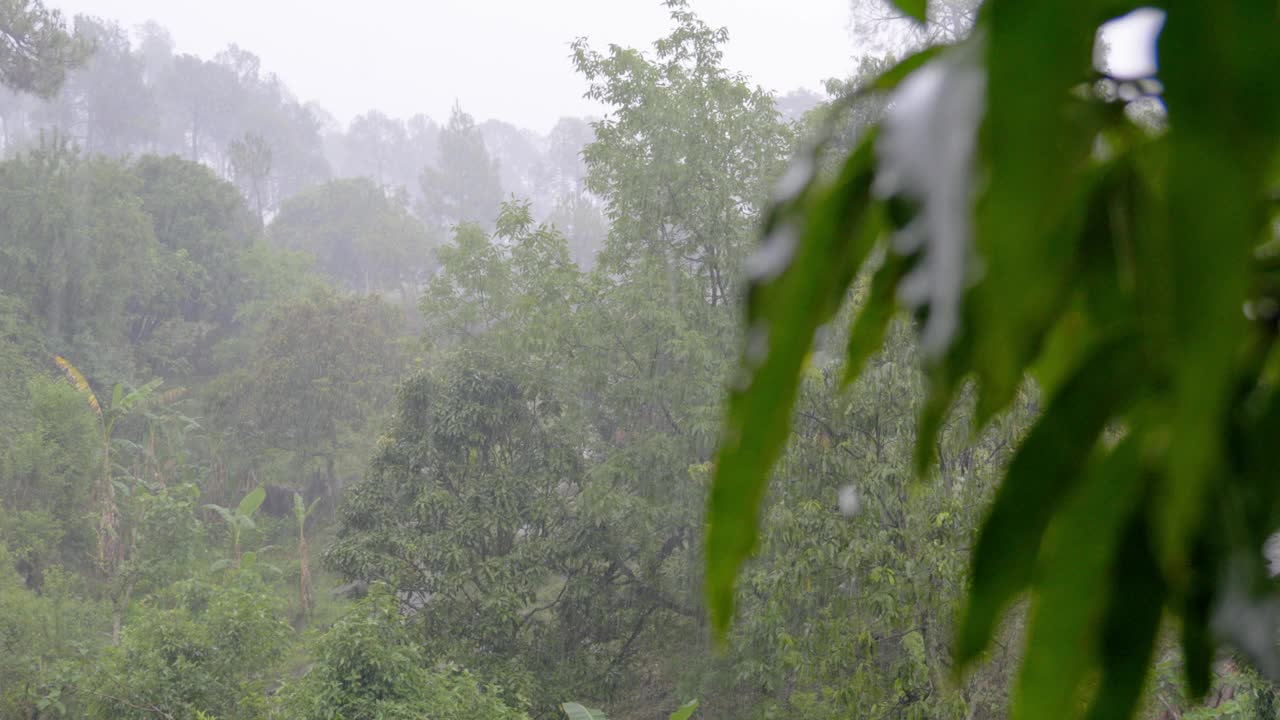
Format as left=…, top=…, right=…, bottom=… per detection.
left=1, top=1, right=1278, bottom=719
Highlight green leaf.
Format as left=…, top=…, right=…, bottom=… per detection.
left=842, top=240, right=904, bottom=387
left=119, top=378, right=163, bottom=413
left=957, top=333, right=1143, bottom=667
left=240, top=551, right=257, bottom=571
left=204, top=504, right=235, bottom=525
left=669, top=699, right=699, bottom=720
left=1180, top=535, right=1217, bottom=700
left=970, top=3, right=1120, bottom=426
left=238, top=486, right=266, bottom=519
left=872, top=46, right=946, bottom=93
left=889, top=0, right=927, bottom=24
left=913, top=334, right=969, bottom=477
left=707, top=133, right=881, bottom=636
left=1012, top=437, right=1144, bottom=720
left=1082, top=512, right=1165, bottom=720
left=562, top=702, right=608, bottom=720
left=1154, top=1, right=1280, bottom=574
left=110, top=383, right=122, bottom=411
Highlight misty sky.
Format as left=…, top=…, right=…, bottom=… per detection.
left=52, top=0, right=855, bottom=133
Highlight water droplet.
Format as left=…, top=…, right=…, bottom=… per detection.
left=746, top=222, right=799, bottom=281
left=838, top=485, right=860, bottom=517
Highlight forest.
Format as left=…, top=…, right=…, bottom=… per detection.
left=1, top=0, right=1278, bottom=719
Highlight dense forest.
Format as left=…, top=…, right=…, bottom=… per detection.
left=1, top=0, right=1277, bottom=719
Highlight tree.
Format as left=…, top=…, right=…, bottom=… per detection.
left=53, top=355, right=165, bottom=640
left=129, top=153, right=261, bottom=375
left=0, top=376, right=99, bottom=584
left=327, top=351, right=586, bottom=707
left=279, top=585, right=529, bottom=720
left=855, top=0, right=980, bottom=47
left=90, top=573, right=290, bottom=720
left=708, top=3, right=1280, bottom=720
left=339, top=110, right=411, bottom=189
left=203, top=289, right=406, bottom=493
left=572, top=1, right=792, bottom=307
left=269, top=177, right=435, bottom=293
left=419, top=103, right=504, bottom=228
left=480, top=118, right=550, bottom=210
left=0, top=0, right=89, bottom=97
left=227, top=131, right=272, bottom=221
left=546, top=116, right=594, bottom=194
left=0, top=292, right=46, bottom=434
left=0, top=140, right=160, bottom=357
left=0, top=542, right=105, bottom=719
left=33, top=16, right=155, bottom=155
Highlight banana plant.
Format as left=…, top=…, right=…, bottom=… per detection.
left=53, top=356, right=162, bottom=574
left=561, top=704, right=607, bottom=720
left=205, top=486, right=266, bottom=570
left=54, top=356, right=172, bottom=643
left=293, top=492, right=322, bottom=619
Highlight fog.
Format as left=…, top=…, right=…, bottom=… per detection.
left=53, top=0, right=855, bottom=131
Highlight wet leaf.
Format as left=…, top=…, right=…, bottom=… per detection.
left=707, top=134, right=881, bottom=636
left=889, top=0, right=927, bottom=24
left=1154, top=0, right=1280, bottom=573
left=1013, top=437, right=1144, bottom=720
left=1082, top=513, right=1165, bottom=720
left=957, top=333, right=1143, bottom=666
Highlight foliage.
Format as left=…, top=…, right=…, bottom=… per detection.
left=205, top=486, right=266, bottom=569
left=0, top=139, right=160, bottom=359
left=4, top=2, right=1273, bottom=719
left=419, top=103, right=504, bottom=228
left=90, top=573, right=290, bottom=720
left=279, top=585, right=529, bottom=720
left=0, top=376, right=99, bottom=582
left=0, top=293, right=48, bottom=431
left=327, top=350, right=586, bottom=706
left=709, top=3, right=1280, bottom=720
left=0, top=0, right=90, bottom=97
left=270, top=177, right=435, bottom=293
left=572, top=0, right=791, bottom=305
left=204, top=287, right=406, bottom=489
left=0, top=544, right=105, bottom=719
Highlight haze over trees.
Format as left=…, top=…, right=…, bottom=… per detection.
left=0, top=1, right=1275, bottom=720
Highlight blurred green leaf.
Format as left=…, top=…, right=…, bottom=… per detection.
left=957, top=333, right=1143, bottom=666
left=889, top=0, right=927, bottom=24
left=1155, top=0, right=1280, bottom=574
left=842, top=239, right=903, bottom=387
left=707, top=133, right=881, bottom=636
left=1013, top=437, right=1144, bottom=720
left=1082, top=513, right=1166, bottom=720
left=970, top=3, right=1120, bottom=424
